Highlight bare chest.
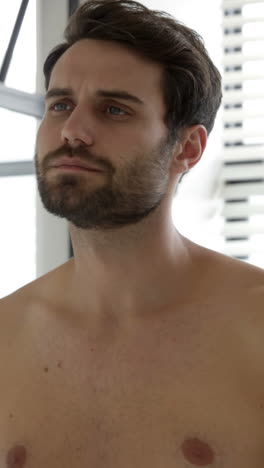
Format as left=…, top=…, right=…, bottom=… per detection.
left=0, top=309, right=264, bottom=468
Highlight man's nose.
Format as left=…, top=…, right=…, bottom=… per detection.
left=61, top=105, right=95, bottom=147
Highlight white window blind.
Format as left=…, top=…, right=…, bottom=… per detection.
left=221, top=0, right=264, bottom=268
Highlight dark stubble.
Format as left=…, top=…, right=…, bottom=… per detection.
left=34, top=136, right=174, bottom=230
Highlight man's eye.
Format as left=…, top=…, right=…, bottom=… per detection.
left=48, top=102, right=128, bottom=117
left=50, top=102, right=71, bottom=112
left=106, top=106, right=128, bottom=116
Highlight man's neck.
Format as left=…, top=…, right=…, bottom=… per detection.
left=64, top=222, right=195, bottom=325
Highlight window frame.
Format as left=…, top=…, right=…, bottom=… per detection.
left=0, top=0, right=73, bottom=282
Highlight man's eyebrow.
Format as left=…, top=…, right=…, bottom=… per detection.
left=96, top=89, right=144, bottom=105
left=45, top=88, right=72, bottom=101
left=45, top=87, right=145, bottom=105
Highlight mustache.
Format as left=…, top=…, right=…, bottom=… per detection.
left=41, top=143, right=114, bottom=173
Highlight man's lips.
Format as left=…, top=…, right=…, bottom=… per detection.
left=53, top=165, right=100, bottom=172
left=51, top=156, right=103, bottom=172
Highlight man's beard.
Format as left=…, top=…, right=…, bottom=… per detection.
left=34, top=136, right=173, bottom=230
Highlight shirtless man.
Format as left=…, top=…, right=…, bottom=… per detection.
left=1, top=0, right=264, bottom=466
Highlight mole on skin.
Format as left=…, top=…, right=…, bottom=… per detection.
left=6, top=445, right=27, bottom=468
left=181, top=438, right=215, bottom=466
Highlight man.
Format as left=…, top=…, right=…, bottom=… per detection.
left=1, top=1, right=264, bottom=466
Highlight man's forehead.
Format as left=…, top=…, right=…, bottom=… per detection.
left=48, top=39, right=165, bottom=113
left=51, top=39, right=163, bottom=90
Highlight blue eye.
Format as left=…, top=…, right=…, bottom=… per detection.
left=106, top=106, right=127, bottom=116
left=48, top=102, right=129, bottom=118
left=50, top=102, right=71, bottom=112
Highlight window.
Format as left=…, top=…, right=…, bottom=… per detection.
left=0, top=175, right=36, bottom=298
left=0, top=1, right=23, bottom=79
left=0, top=0, right=74, bottom=299
left=221, top=0, right=264, bottom=268
left=5, top=0, right=36, bottom=93
left=0, top=0, right=40, bottom=298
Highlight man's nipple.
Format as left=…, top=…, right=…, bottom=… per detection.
left=181, top=437, right=215, bottom=466
left=6, top=445, right=27, bottom=468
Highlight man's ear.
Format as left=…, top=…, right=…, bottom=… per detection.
left=171, top=125, right=207, bottom=174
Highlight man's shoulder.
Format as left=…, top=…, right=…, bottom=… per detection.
left=0, top=265, right=63, bottom=342
left=197, top=243, right=264, bottom=285
left=0, top=259, right=72, bottom=310
left=0, top=276, right=43, bottom=310
left=1, top=247, right=264, bottom=310
left=0, top=279, right=38, bottom=331
left=187, top=242, right=264, bottom=310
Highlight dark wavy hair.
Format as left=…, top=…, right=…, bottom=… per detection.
left=43, top=0, right=222, bottom=143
